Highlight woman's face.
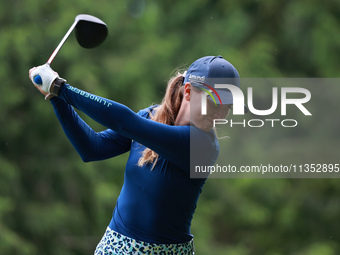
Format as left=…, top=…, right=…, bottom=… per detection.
left=190, top=86, right=231, bottom=132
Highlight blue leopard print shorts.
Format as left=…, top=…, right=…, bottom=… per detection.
left=94, top=227, right=195, bottom=255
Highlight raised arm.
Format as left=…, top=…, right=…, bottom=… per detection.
left=28, top=64, right=218, bottom=171
left=58, top=84, right=192, bottom=169
left=50, top=97, right=131, bottom=162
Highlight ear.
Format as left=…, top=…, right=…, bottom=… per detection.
left=184, top=82, right=191, bottom=101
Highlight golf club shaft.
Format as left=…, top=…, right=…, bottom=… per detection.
left=47, top=20, right=78, bottom=65
left=34, top=20, right=78, bottom=85
left=34, top=14, right=108, bottom=85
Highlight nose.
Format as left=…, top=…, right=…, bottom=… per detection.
left=213, top=107, right=226, bottom=119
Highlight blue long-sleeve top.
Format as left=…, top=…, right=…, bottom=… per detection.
left=50, top=84, right=219, bottom=244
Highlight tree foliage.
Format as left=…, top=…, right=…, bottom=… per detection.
left=1, top=0, right=339, bottom=254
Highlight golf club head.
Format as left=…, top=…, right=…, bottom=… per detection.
left=75, top=14, right=108, bottom=48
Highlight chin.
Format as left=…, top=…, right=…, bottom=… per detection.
left=191, top=118, right=214, bottom=132
left=198, top=123, right=214, bottom=132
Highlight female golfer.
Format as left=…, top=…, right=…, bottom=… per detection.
left=29, top=55, right=240, bottom=254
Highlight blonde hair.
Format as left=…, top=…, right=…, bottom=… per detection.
left=137, top=71, right=185, bottom=169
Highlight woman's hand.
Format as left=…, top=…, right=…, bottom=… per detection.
left=29, top=63, right=59, bottom=98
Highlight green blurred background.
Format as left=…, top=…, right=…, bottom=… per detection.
left=1, top=0, right=340, bottom=254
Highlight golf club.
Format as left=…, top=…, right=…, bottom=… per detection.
left=34, top=14, right=108, bottom=84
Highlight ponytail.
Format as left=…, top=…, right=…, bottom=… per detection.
left=137, top=71, right=185, bottom=168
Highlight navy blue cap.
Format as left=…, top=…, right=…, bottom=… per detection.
left=183, top=55, right=240, bottom=105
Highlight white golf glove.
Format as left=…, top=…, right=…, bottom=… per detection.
left=29, top=63, right=58, bottom=93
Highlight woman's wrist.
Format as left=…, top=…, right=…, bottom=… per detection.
left=44, top=78, right=67, bottom=100
left=50, top=77, right=66, bottom=96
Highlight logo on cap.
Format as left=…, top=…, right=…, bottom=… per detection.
left=189, top=74, right=206, bottom=83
